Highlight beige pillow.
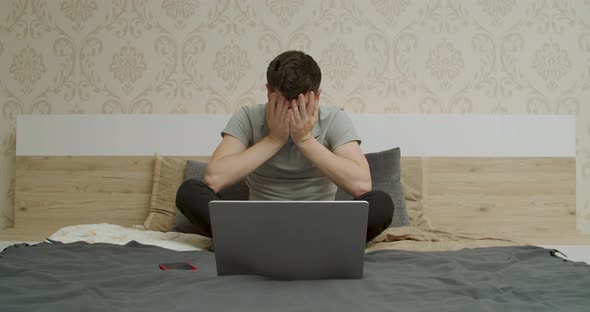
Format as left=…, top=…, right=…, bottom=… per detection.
left=400, top=158, right=431, bottom=228
left=143, top=154, right=187, bottom=232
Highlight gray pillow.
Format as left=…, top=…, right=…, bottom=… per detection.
left=174, top=148, right=409, bottom=232
left=335, top=147, right=409, bottom=227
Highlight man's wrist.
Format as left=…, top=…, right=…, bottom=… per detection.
left=294, top=135, right=316, bottom=149
left=265, top=135, right=286, bottom=148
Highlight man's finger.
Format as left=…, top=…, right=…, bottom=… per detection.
left=314, top=97, right=319, bottom=119
left=297, top=93, right=306, bottom=117
left=307, top=91, right=314, bottom=111
left=291, top=99, right=302, bottom=124
left=288, top=109, right=294, bottom=134
left=276, top=97, right=285, bottom=117
left=279, top=99, right=289, bottom=121
left=268, top=92, right=277, bottom=120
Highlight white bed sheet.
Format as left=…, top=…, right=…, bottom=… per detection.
left=45, top=223, right=209, bottom=251
left=1, top=226, right=207, bottom=252
left=538, top=245, right=590, bottom=264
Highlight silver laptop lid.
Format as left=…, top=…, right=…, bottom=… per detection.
left=210, top=200, right=369, bottom=280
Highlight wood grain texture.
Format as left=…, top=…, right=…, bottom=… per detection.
left=14, top=157, right=154, bottom=231
left=2, top=156, right=588, bottom=245
left=424, top=157, right=588, bottom=244
left=4, top=156, right=212, bottom=241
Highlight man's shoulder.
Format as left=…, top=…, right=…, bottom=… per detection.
left=232, top=104, right=266, bottom=124
left=319, top=105, right=346, bottom=122
left=320, top=105, right=343, bottom=115
left=240, top=103, right=266, bottom=116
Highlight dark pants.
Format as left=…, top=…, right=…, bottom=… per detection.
left=176, top=179, right=394, bottom=242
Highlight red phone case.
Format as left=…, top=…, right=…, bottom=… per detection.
left=159, top=262, right=198, bottom=271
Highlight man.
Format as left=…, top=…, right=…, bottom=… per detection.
left=176, top=50, right=394, bottom=242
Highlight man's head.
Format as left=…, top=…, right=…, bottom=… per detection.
left=266, top=50, right=321, bottom=102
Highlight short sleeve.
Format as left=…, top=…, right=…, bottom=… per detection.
left=326, top=109, right=362, bottom=150
left=221, top=107, right=253, bottom=147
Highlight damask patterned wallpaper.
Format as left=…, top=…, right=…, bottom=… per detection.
left=0, top=0, right=589, bottom=231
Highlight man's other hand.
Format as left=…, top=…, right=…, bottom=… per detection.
left=289, top=91, right=318, bottom=145
left=266, top=92, right=290, bottom=145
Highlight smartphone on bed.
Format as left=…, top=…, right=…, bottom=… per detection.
left=159, top=262, right=197, bottom=271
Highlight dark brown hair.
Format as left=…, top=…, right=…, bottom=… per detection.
left=266, top=50, right=321, bottom=101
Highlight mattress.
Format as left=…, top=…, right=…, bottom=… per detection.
left=1, top=241, right=590, bottom=311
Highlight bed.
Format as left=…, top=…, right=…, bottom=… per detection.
left=1, top=113, right=590, bottom=311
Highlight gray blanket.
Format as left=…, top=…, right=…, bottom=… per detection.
left=1, top=242, right=589, bottom=311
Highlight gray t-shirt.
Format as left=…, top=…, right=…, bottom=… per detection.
left=221, top=104, right=361, bottom=200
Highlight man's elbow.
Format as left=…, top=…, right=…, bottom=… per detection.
left=351, top=179, right=372, bottom=198
left=203, top=173, right=222, bottom=194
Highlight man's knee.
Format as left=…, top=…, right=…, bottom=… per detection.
left=176, top=179, right=209, bottom=211
left=178, top=178, right=207, bottom=191
left=177, top=178, right=199, bottom=197
left=362, top=190, right=395, bottom=241
left=363, top=190, right=395, bottom=227
left=360, top=190, right=395, bottom=212
left=365, top=190, right=391, bottom=201
left=375, top=190, right=394, bottom=217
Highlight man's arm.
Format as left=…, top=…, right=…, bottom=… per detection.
left=203, top=134, right=284, bottom=193
left=289, top=92, right=371, bottom=197
left=296, top=139, right=371, bottom=197
left=204, top=92, right=290, bottom=193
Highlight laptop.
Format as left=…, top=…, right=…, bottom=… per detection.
left=209, top=200, right=369, bottom=280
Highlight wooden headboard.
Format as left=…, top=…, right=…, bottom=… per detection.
left=3, top=114, right=587, bottom=245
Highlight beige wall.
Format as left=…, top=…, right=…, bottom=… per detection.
left=0, top=0, right=589, bottom=231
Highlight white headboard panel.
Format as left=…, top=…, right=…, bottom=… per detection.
left=16, top=114, right=575, bottom=157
